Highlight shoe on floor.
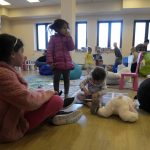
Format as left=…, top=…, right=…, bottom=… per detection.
left=52, top=110, right=82, bottom=125
left=62, top=97, right=75, bottom=109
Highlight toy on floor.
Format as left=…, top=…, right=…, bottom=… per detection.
left=97, top=95, right=139, bottom=122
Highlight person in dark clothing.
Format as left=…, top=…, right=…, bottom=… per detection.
left=112, top=42, right=122, bottom=73
left=135, top=39, right=149, bottom=52
left=35, top=50, right=47, bottom=68
left=130, top=39, right=149, bottom=72
left=137, top=78, right=150, bottom=113
left=130, top=47, right=138, bottom=73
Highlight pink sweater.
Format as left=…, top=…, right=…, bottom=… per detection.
left=0, top=62, right=53, bottom=142
left=47, top=33, right=75, bottom=70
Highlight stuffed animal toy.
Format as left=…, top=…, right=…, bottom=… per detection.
left=97, top=95, right=139, bottom=122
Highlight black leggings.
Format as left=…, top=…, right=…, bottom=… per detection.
left=131, top=62, right=137, bottom=73
left=53, top=69, right=70, bottom=95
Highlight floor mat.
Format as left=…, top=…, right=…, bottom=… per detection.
left=24, top=74, right=83, bottom=97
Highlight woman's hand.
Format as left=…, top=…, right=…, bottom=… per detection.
left=51, top=63, right=55, bottom=70
left=46, top=90, right=57, bottom=98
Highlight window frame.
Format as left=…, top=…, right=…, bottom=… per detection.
left=36, top=23, right=52, bottom=51
left=75, top=21, right=87, bottom=50
left=97, top=20, right=123, bottom=49
left=133, top=20, right=150, bottom=47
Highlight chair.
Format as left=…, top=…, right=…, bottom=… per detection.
left=24, top=59, right=36, bottom=71
left=21, top=56, right=28, bottom=71
left=119, top=52, right=143, bottom=91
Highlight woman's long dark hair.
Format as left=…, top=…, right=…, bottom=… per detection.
left=0, top=33, right=23, bottom=62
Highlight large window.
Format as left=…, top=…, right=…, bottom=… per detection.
left=133, top=20, right=150, bottom=51
left=97, top=21, right=123, bottom=49
left=75, top=21, right=87, bottom=50
left=36, top=23, right=54, bottom=51
left=36, top=22, right=87, bottom=51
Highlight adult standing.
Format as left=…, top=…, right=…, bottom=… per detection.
left=112, top=42, right=122, bottom=73
left=131, top=39, right=149, bottom=73
left=135, top=39, right=149, bottom=52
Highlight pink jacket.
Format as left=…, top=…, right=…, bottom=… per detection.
left=47, top=33, right=75, bottom=70
left=0, top=62, right=52, bottom=142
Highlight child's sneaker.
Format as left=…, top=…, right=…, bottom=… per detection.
left=62, top=97, right=76, bottom=109
left=52, top=110, right=82, bottom=125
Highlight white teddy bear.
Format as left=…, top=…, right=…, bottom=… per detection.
left=97, top=95, right=139, bottom=122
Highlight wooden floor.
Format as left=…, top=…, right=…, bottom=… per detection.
left=0, top=71, right=150, bottom=150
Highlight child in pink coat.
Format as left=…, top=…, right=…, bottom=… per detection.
left=0, top=34, right=82, bottom=142
left=47, top=19, right=75, bottom=99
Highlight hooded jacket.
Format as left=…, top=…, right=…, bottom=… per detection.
left=0, top=62, right=52, bottom=142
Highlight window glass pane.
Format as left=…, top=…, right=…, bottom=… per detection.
left=148, top=23, right=150, bottom=51
left=134, top=22, right=146, bottom=47
left=37, top=25, right=46, bottom=50
left=77, top=23, right=87, bottom=49
left=98, top=23, right=108, bottom=48
left=110, top=22, right=121, bottom=48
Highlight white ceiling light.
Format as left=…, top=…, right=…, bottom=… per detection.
left=0, top=0, right=11, bottom=5
left=27, top=0, right=40, bottom=3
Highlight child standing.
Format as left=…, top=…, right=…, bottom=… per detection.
left=0, top=33, right=82, bottom=142
left=76, top=66, right=107, bottom=112
left=85, top=47, right=95, bottom=74
left=47, top=19, right=75, bottom=99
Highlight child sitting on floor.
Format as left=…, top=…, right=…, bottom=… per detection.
left=75, top=66, right=107, bottom=108
left=0, top=33, right=82, bottom=143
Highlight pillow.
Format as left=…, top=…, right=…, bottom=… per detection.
left=106, top=71, right=120, bottom=85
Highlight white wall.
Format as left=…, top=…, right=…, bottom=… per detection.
left=3, top=12, right=149, bottom=64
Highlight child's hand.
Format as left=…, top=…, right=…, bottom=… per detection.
left=65, top=31, right=71, bottom=37
left=51, top=63, right=55, bottom=69
left=83, top=88, right=89, bottom=96
left=92, top=93, right=99, bottom=99
left=67, top=31, right=71, bottom=36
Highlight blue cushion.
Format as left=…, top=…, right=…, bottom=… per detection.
left=39, top=64, right=53, bottom=75
left=70, top=63, right=82, bottom=80
left=61, top=63, right=82, bottom=80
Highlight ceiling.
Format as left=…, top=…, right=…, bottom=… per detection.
left=0, top=0, right=118, bottom=9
